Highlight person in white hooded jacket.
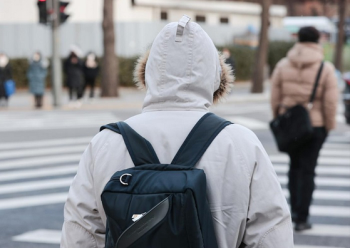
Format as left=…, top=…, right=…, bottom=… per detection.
left=61, top=17, right=294, bottom=248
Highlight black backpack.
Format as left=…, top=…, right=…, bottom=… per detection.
left=100, top=113, right=232, bottom=248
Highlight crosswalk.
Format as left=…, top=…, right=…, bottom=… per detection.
left=0, top=111, right=118, bottom=131
left=0, top=117, right=349, bottom=247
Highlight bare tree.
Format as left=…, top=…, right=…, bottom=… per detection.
left=251, top=0, right=271, bottom=93
left=101, top=0, right=118, bottom=97
left=334, top=0, right=347, bottom=72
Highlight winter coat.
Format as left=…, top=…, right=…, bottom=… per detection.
left=271, top=42, right=338, bottom=131
left=27, top=60, right=47, bottom=95
left=83, top=64, right=99, bottom=81
left=61, top=21, right=293, bottom=248
left=64, top=57, right=84, bottom=89
left=0, top=63, right=12, bottom=98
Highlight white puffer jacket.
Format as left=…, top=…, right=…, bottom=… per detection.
left=61, top=18, right=293, bottom=248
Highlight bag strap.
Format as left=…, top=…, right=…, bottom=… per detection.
left=100, top=122, right=160, bottom=166
left=171, top=113, right=232, bottom=167
left=309, top=61, right=324, bottom=105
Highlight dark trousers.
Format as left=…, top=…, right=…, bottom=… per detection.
left=287, top=127, right=327, bottom=222
left=82, top=78, right=96, bottom=98
left=69, top=86, right=83, bottom=100
left=34, top=94, right=43, bottom=108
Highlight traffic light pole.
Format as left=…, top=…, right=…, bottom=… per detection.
left=51, top=0, right=62, bottom=107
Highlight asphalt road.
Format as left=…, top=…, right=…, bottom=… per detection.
left=0, top=98, right=349, bottom=248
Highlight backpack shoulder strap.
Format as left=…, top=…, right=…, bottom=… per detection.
left=100, top=122, right=160, bottom=166
left=309, top=61, right=324, bottom=104
left=171, top=113, right=232, bottom=167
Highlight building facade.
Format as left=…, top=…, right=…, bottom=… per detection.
left=0, top=0, right=287, bottom=58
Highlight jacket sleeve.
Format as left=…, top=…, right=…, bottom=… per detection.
left=60, top=142, right=105, bottom=248
left=241, top=132, right=294, bottom=247
left=322, top=64, right=338, bottom=131
left=270, top=64, right=283, bottom=118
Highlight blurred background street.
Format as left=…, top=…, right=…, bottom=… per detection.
left=1, top=0, right=350, bottom=247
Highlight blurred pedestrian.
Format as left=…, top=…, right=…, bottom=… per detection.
left=0, top=53, right=12, bottom=107
left=27, top=52, right=48, bottom=109
left=64, top=51, right=84, bottom=108
left=270, top=26, right=338, bottom=231
left=222, top=47, right=235, bottom=72
left=83, top=52, right=99, bottom=100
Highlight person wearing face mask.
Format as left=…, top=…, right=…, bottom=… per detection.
left=0, top=53, right=12, bottom=107
left=27, top=52, right=48, bottom=109
left=83, top=52, right=99, bottom=99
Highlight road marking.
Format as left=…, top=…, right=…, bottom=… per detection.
left=320, top=149, right=350, bottom=157
left=12, top=229, right=61, bottom=244
left=274, top=164, right=350, bottom=176
left=0, top=113, right=118, bottom=132
left=0, top=154, right=80, bottom=170
left=295, top=246, right=345, bottom=248
left=0, top=165, right=77, bottom=182
left=310, top=205, right=350, bottom=217
left=0, top=145, right=86, bottom=160
left=0, top=137, right=91, bottom=150
left=283, top=189, right=350, bottom=201
left=294, top=224, right=350, bottom=238
left=0, top=192, right=67, bottom=210
left=323, top=143, right=350, bottom=150
left=11, top=224, right=350, bottom=245
left=0, top=178, right=73, bottom=194
left=270, top=155, right=350, bottom=166
left=1, top=145, right=84, bottom=160
left=279, top=176, right=350, bottom=187
left=226, top=117, right=269, bottom=130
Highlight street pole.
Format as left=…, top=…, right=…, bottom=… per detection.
left=51, top=0, right=62, bottom=107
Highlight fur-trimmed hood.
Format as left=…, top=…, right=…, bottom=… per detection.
left=134, top=19, right=234, bottom=112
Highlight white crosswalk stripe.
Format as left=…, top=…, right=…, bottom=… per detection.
left=0, top=145, right=86, bottom=159
left=279, top=175, right=350, bottom=187
left=11, top=225, right=350, bottom=246
left=270, top=154, right=350, bottom=166
left=0, top=137, right=91, bottom=150
left=0, top=121, right=349, bottom=247
left=0, top=112, right=118, bottom=131
left=274, top=164, right=350, bottom=176
left=0, top=165, right=77, bottom=182
left=283, top=189, right=350, bottom=201
left=0, top=178, right=72, bottom=195
left=0, top=154, right=81, bottom=170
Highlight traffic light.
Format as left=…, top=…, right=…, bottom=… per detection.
left=59, top=1, right=70, bottom=24
left=37, top=0, right=47, bottom=24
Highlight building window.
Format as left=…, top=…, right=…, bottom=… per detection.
left=160, top=11, right=168, bottom=20
left=195, top=15, right=206, bottom=23
left=220, top=17, right=229, bottom=24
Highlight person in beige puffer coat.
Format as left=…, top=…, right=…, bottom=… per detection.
left=270, top=26, right=338, bottom=231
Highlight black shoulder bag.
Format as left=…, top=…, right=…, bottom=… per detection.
left=270, top=62, right=324, bottom=153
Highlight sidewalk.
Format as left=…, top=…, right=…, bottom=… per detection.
left=1, top=82, right=270, bottom=111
